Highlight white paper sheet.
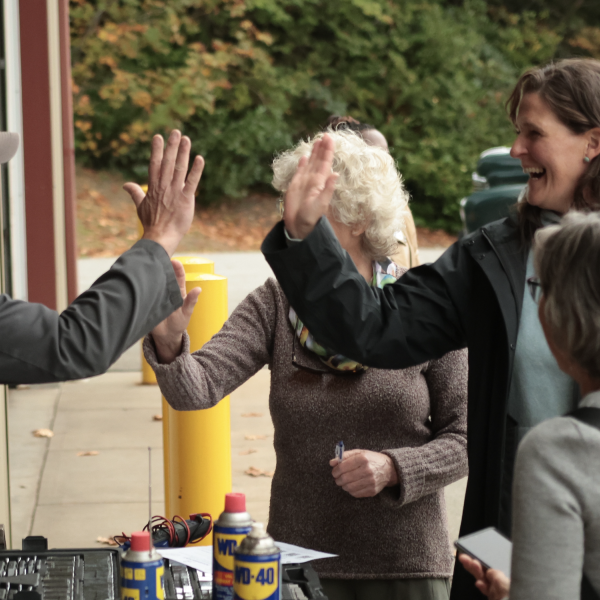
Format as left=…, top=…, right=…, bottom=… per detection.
left=275, top=542, right=337, bottom=564
left=158, top=546, right=212, bottom=580
left=157, top=541, right=336, bottom=580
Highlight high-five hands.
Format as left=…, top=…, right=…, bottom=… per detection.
left=330, top=449, right=399, bottom=498
left=150, top=260, right=201, bottom=364
left=124, top=130, right=205, bottom=257
left=284, top=134, right=338, bottom=240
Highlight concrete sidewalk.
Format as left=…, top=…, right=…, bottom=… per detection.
left=7, top=249, right=466, bottom=550
left=8, top=369, right=274, bottom=548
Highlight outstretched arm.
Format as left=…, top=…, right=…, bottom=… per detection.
left=0, top=240, right=180, bottom=383
left=144, top=279, right=279, bottom=411
left=263, top=218, right=469, bottom=369
left=0, top=130, right=204, bottom=384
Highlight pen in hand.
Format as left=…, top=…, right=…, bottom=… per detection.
left=335, top=441, right=344, bottom=463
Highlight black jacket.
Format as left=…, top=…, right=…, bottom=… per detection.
left=262, top=216, right=527, bottom=599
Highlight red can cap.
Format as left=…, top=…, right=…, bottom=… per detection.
left=224, top=492, right=246, bottom=513
left=130, top=531, right=151, bottom=552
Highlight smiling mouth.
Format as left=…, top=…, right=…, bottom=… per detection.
left=523, top=167, right=546, bottom=180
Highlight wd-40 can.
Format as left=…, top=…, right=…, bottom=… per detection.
left=234, top=523, right=280, bottom=600
left=120, top=531, right=164, bottom=600
left=213, top=492, right=253, bottom=600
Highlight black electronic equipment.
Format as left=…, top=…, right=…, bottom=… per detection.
left=281, top=563, right=329, bottom=599
left=152, top=515, right=212, bottom=548
left=0, top=548, right=119, bottom=600
left=162, top=559, right=211, bottom=600
left=0, top=543, right=328, bottom=600
left=160, top=560, right=328, bottom=600
left=0, top=550, right=212, bottom=600
left=115, top=514, right=213, bottom=550
left=455, top=527, right=512, bottom=577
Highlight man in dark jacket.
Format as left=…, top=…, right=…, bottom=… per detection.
left=260, top=135, right=528, bottom=599
left=0, top=129, right=203, bottom=384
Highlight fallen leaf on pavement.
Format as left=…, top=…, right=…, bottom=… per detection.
left=244, top=434, right=268, bottom=440
left=77, top=451, right=99, bottom=457
left=96, top=536, right=119, bottom=546
left=153, top=414, right=163, bottom=421
left=241, top=412, right=263, bottom=417
left=32, top=429, right=53, bottom=438
left=245, top=466, right=274, bottom=478
left=239, top=449, right=258, bottom=456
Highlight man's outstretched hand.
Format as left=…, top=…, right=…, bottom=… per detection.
left=283, top=133, right=338, bottom=240
left=124, top=130, right=205, bottom=257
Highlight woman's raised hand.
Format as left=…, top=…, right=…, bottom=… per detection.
left=150, top=260, right=201, bottom=364
left=284, top=134, right=338, bottom=240
left=329, top=449, right=399, bottom=498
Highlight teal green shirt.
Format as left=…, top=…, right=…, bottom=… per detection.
left=507, top=237, right=579, bottom=440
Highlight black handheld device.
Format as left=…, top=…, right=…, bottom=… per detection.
left=454, top=527, right=513, bottom=578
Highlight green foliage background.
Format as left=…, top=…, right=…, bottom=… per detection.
left=70, top=0, right=598, bottom=230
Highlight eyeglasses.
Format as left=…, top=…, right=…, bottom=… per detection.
left=276, top=196, right=284, bottom=218
left=527, top=276, right=542, bottom=303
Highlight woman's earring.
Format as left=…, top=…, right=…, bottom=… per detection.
left=584, top=155, right=591, bottom=163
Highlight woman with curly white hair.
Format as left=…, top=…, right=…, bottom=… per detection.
left=144, top=131, right=468, bottom=600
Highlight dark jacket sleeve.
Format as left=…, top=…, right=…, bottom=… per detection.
left=261, top=218, right=469, bottom=369
left=0, top=239, right=182, bottom=384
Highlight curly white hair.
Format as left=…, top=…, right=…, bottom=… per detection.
left=272, top=130, right=409, bottom=261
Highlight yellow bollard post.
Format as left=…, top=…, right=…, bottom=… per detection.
left=141, top=350, right=158, bottom=384
left=165, top=273, right=231, bottom=545
left=162, top=257, right=215, bottom=517
left=161, top=396, right=171, bottom=516
left=173, top=257, right=215, bottom=274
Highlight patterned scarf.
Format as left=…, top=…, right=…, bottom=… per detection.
left=288, top=259, right=399, bottom=373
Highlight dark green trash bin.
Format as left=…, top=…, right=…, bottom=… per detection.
left=460, top=147, right=528, bottom=234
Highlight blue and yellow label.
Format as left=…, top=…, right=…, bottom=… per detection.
left=233, top=553, right=280, bottom=600
left=213, top=524, right=253, bottom=600
left=120, top=558, right=164, bottom=600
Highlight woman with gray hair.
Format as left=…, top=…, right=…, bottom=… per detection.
left=460, top=211, right=600, bottom=599
left=144, top=130, right=468, bottom=600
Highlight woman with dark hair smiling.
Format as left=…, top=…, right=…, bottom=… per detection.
left=260, top=58, right=600, bottom=599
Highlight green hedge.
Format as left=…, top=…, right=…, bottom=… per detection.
left=71, top=0, right=562, bottom=230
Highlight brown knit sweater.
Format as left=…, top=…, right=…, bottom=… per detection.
left=144, top=277, right=468, bottom=580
